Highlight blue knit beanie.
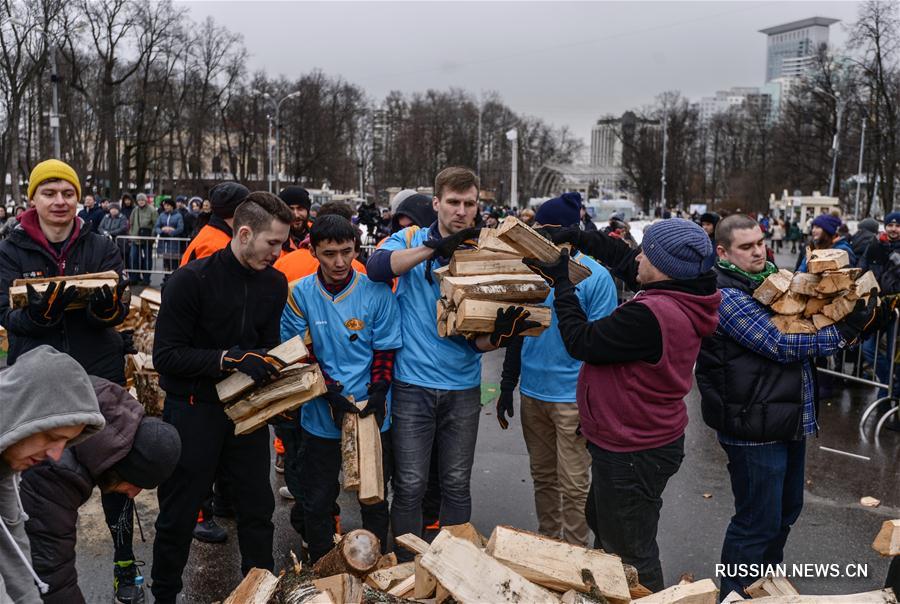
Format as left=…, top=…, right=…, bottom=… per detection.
left=885, top=212, right=900, bottom=225
left=535, top=192, right=582, bottom=228
left=812, top=214, right=841, bottom=236
left=641, top=218, right=715, bottom=280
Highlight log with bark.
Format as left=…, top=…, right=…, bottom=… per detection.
left=453, top=299, right=550, bottom=337
left=216, top=336, right=310, bottom=404
left=440, top=273, right=550, bottom=305
left=341, top=412, right=360, bottom=492
left=449, top=249, right=533, bottom=276
left=9, top=271, right=119, bottom=309
left=770, top=291, right=808, bottom=315
left=356, top=400, right=385, bottom=505
left=807, top=248, right=850, bottom=274
left=633, top=578, right=718, bottom=603
left=225, top=364, right=327, bottom=435
left=313, top=573, right=365, bottom=604
left=745, top=576, right=799, bottom=597
left=495, top=216, right=591, bottom=284
left=312, top=529, right=383, bottom=578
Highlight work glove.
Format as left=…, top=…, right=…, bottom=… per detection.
left=422, top=227, right=481, bottom=260
left=522, top=247, right=572, bottom=288
left=222, top=346, right=285, bottom=385
left=836, top=294, right=879, bottom=345
left=87, top=278, right=127, bottom=320
left=496, top=389, right=515, bottom=430
left=120, top=329, right=138, bottom=355
left=359, top=381, right=390, bottom=428
left=323, top=383, right=359, bottom=429
left=489, top=306, right=541, bottom=348
left=541, top=226, right=584, bottom=250
left=26, top=281, right=78, bottom=326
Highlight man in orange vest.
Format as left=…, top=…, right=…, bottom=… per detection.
left=279, top=186, right=312, bottom=253
left=180, top=183, right=249, bottom=267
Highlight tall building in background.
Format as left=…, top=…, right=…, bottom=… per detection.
left=759, top=16, right=839, bottom=82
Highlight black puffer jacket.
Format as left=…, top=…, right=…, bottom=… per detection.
left=696, top=265, right=808, bottom=442
left=0, top=210, right=127, bottom=384
left=20, top=378, right=144, bottom=604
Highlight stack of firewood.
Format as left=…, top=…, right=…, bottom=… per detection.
left=435, top=216, right=592, bottom=339
left=120, top=288, right=163, bottom=415
left=753, top=248, right=880, bottom=334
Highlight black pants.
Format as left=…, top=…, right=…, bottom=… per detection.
left=299, top=427, right=392, bottom=562
left=101, top=492, right=134, bottom=562
left=585, top=436, right=684, bottom=592
left=151, top=397, right=274, bottom=603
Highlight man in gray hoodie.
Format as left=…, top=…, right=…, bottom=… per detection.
left=0, top=345, right=105, bottom=602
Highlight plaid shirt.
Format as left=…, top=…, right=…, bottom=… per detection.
left=714, top=286, right=846, bottom=446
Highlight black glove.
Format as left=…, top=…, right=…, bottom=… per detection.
left=87, top=278, right=126, bottom=320
left=496, top=390, right=514, bottom=430
left=836, top=295, right=879, bottom=345
left=222, top=346, right=285, bottom=384
left=120, top=329, right=137, bottom=355
left=267, top=408, right=298, bottom=426
left=422, top=227, right=481, bottom=259
left=541, top=226, right=584, bottom=249
left=359, top=381, right=389, bottom=427
left=523, top=247, right=572, bottom=288
left=323, top=383, right=360, bottom=429
left=26, top=281, right=78, bottom=326
left=490, top=306, right=541, bottom=348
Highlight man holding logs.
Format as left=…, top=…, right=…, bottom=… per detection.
left=150, top=192, right=291, bottom=604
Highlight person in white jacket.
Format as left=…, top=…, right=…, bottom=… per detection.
left=0, top=345, right=105, bottom=602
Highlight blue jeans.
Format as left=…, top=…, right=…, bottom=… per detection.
left=862, top=317, right=897, bottom=398
left=128, top=239, right=154, bottom=283
left=719, top=440, right=805, bottom=598
left=390, top=380, right=480, bottom=560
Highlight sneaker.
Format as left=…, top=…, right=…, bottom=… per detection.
left=274, top=453, right=285, bottom=474
left=113, top=560, right=145, bottom=604
left=193, top=513, right=227, bottom=543
left=279, top=486, right=295, bottom=500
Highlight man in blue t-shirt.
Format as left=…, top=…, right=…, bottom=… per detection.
left=280, top=215, right=402, bottom=562
left=497, top=192, right=618, bottom=547
left=367, top=166, right=536, bottom=558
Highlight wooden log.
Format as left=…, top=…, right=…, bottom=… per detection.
left=356, top=400, right=384, bottom=505
left=745, top=576, right=799, bottom=597
left=812, top=314, right=836, bottom=330
left=445, top=310, right=458, bottom=336
left=9, top=271, right=119, bottom=309
left=823, top=295, right=857, bottom=322
left=440, top=274, right=550, bottom=304
left=873, top=519, right=900, bottom=556
left=807, top=248, right=850, bottom=273
left=815, top=270, right=856, bottom=295
left=442, top=523, right=487, bottom=548
left=395, top=533, right=430, bottom=555
left=225, top=364, right=325, bottom=423
left=753, top=270, right=794, bottom=306
left=138, top=287, right=162, bottom=307
left=341, top=412, right=360, bottom=492
left=312, top=529, right=382, bottom=578
left=414, top=554, right=437, bottom=599
left=216, top=336, right=310, bottom=403
left=313, top=573, right=363, bottom=604
left=419, top=533, right=558, bottom=604
left=223, top=567, right=279, bottom=604
left=452, top=299, right=551, bottom=337
left=789, top=272, right=821, bottom=296
left=387, top=574, right=416, bottom=597
left=477, top=228, right=519, bottom=254
left=857, top=270, right=881, bottom=298
left=365, top=561, right=415, bottom=591
left=376, top=552, right=398, bottom=569
left=721, top=592, right=745, bottom=603
left=749, top=590, right=897, bottom=604
left=770, top=291, right=808, bottom=315
left=804, top=296, right=828, bottom=318
left=495, top=216, right=591, bottom=284
left=485, top=525, right=630, bottom=604
left=133, top=370, right=165, bottom=417
left=770, top=314, right=817, bottom=334
left=449, top=249, right=533, bottom=276
left=633, top=578, right=718, bottom=603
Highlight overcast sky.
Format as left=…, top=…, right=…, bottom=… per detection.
left=180, top=1, right=863, bottom=146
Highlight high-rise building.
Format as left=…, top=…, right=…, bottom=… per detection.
left=759, top=16, right=839, bottom=82
left=590, top=111, right=658, bottom=167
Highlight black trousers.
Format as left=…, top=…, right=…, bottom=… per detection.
left=101, top=492, right=134, bottom=562
left=585, top=436, right=684, bottom=592
left=151, top=397, right=274, bottom=603
left=299, top=427, right=392, bottom=562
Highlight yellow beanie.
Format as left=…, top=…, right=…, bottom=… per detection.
left=27, top=159, right=81, bottom=201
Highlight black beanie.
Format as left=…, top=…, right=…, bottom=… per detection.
left=209, top=182, right=250, bottom=219
left=279, top=186, right=311, bottom=210
left=391, top=194, right=436, bottom=232
left=700, top=212, right=720, bottom=226
left=112, top=418, right=181, bottom=489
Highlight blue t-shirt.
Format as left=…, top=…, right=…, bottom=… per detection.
left=280, top=270, right=402, bottom=439
left=520, top=253, right=618, bottom=402
left=379, top=226, right=482, bottom=390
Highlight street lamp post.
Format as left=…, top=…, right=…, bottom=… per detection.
left=855, top=116, right=866, bottom=219
left=828, top=99, right=844, bottom=198
left=506, top=128, right=518, bottom=208
left=253, top=90, right=301, bottom=192
left=660, top=107, right=668, bottom=216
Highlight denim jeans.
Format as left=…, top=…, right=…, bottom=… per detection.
left=128, top=240, right=153, bottom=283
left=862, top=317, right=897, bottom=398
left=719, top=440, right=805, bottom=598
left=585, top=436, right=684, bottom=592
left=390, top=380, right=481, bottom=560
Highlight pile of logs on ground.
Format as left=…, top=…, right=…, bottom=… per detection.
left=753, top=249, right=881, bottom=334
left=121, top=288, right=163, bottom=415
left=435, top=216, right=592, bottom=338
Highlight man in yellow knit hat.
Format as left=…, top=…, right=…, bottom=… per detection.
left=0, top=159, right=144, bottom=604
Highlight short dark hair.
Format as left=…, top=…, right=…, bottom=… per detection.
left=715, top=214, right=761, bottom=249
left=310, top=215, right=360, bottom=249
left=434, top=166, right=479, bottom=199
left=317, top=201, right=354, bottom=221
left=233, top=191, right=292, bottom=233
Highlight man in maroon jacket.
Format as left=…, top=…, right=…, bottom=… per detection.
left=525, top=218, right=720, bottom=591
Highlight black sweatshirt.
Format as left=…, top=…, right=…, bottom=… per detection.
left=153, top=244, right=288, bottom=403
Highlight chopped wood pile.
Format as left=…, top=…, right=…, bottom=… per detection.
left=435, top=217, right=593, bottom=338
left=752, top=249, right=880, bottom=334
left=120, top=288, right=162, bottom=415
left=9, top=270, right=119, bottom=309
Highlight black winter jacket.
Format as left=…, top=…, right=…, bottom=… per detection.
left=696, top=265, right=809, bottom=442
left=0, top=213, right=127, bottom=383
left=863, top=234, right=900, bottom=293
left=153, top=244, right=287, bottom=403
left=20, top=378, right=144, bottom=604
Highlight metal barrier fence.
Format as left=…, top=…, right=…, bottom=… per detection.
left=116, top=235, right=192, bottom=281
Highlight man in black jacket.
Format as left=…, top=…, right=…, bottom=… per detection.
left=150, top=191, right=291, bottom=604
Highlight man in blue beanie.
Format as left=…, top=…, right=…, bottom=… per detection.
left=797, top=213, right=856, bottom=271
left=523, top=218, right=721, bottom=590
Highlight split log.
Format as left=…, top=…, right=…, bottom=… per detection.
left=753, top=270, right=793, bottom=305
left=223, top=567, right=278, bottom=604
left=419, top=533, right=558, bottom=604
left=812, top=314, right=836, bottom=330
left=312, top=573, right=363, bottom=604
left=770, top=291, right=808, bottom=315
left=138, top=287, right=162, bottom=307
left=485, top=525, right=630, bottom=604
left=440, top=274, right=550, bottom=305
left=873, top=519, right=900, bottom=556
left=856, top=270, right=881, bottom=298
left=414, top=554, right=437, bottom=599
left=823, top=296, right=857, bottom=322
left=804, top=296, right=828, bottom=318
left=395, top=533, right=430, bottom=555
left=721, top=592, right=745, bottom=603
left=789, top=273, right=821, bottom=297
left=386, top=574, right=416, bottom=597
left=216, top=336, right=310, bottom=403
left=341, top=412, right=360, bottom=492
left=496, top=216, right=591, bottom=284
left=366, top=561, right=415, bottom=591
left=633, top=578, right=718, bottom=604
left=225, top=364, right=327, bottom=436
left=442, top=523, right=487, bottom=548
left=312, top=529, right=382, bottom=578
left=453, top=299, right=550, bottom=337
left=449, top=249, right=533, bottom=276
left=356, top=400, right=385, bottom=505
left=9, top=271, right=119, bottom=309
left=133, top=369, right=165, bottom=417
left=749, top=590, right=898, bottom=603
left=376, top=552, right=398, bottom=569
left=561, top=591, right=596, bottom=604
left=807, top=248, right=850, bottom=274
left=770, top=314, right=816, bottom=334
left=745, top=576, right=799, bottom=597
left=815, top=270, right=856, bottom=295
left=477, top=228, right=519, bottom=254
left=445, top=310, right=458, bottom=337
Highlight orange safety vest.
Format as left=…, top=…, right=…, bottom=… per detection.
left=273, top=247, right=367, bottom=283
left=180, top=223, right=231, bottom=266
